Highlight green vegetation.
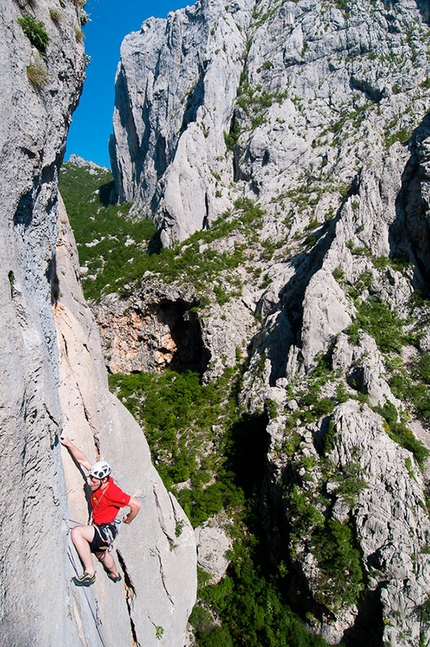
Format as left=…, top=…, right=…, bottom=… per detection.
left=8, top=271, right=15, bottom=297
left=109, top=363, right=333, bottom=644
left=331, top=248, right=430, bottom=469
left=224, top=120, right=240, bottom=151
left=313, top=519, right=362, bottom=608
left=155, top=626, right=164, bottom=640
left=380, top=360, right=430, bottom=469
left=332, top=0, right=351, bottom=19
left=74, top=25, right=85, bottom=42
left=385, top=126, right=411, bottom=148
left=285, top=463, right=365, bottom=611
left=59, top=163, right=157, bottom=301
left=384, top=353, right=430, bottom=424
left=275, top=351, right=368, bottom=611
left=49, top=8, right=63, bottom=22
left=329, top=451, right=368, bottom=509
left=348, top=296, right=405, bottom=353
left=18, top=16, right=50, bottom=53
left=236, top=78, right=287, bottom=131
left=109, top=368, right=247, bottom=527
left=61, top=162, right=265, bottom=305
left=191, top=540, right=329, bottom=647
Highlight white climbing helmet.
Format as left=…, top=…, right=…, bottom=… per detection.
left=89, top=460, right=111, bottom=479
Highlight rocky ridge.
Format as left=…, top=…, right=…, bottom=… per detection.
left=101, top=0, right=430, bottom=644
left=0, top=2, right=196, bottom=645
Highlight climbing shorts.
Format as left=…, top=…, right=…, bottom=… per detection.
left=90, top=523, right=118, bottom=553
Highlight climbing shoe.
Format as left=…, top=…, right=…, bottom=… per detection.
left=72, top=571, right=96, bottom=587
left=107, top=572, right=122, bottom=583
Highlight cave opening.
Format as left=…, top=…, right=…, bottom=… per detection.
left=152, top=298, right=210, bottom=376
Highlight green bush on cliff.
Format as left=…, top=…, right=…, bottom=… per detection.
left=18, top=16, right=50, bottom=53
left=59, top=163, right=157, bottom=300
left=348, top=296, right=405, bottom=353
left=376, top=402, right=429, bottom=470
left=313, top=519, right=364, bottom=608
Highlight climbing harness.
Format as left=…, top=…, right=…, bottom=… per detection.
left=93, top=520, right=120, bottom=551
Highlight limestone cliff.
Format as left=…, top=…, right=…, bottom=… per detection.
left=0, top=2, right=196, bottom=645
left=103, top=0, right=430, bottom=644
left=56, top=196, right=196, bottom=646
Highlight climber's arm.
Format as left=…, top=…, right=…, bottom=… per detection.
left=60, top=435, right=92, bottom=471
left=123, top=497, right=141, bottom=524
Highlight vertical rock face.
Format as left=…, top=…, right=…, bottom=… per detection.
left=110, top=0, right=254, bottom=246
left=0, top=3, right=196, bottom=645
left=110, top=0, right=430, bottom=247
left=106, top=0, right=430, bottom=644
left=56, top=197, right=196, bottom=646
left=0, top=2, right=85, bottom=643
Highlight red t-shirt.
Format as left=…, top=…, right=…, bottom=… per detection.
left=91, top=477, right=131, bottom=525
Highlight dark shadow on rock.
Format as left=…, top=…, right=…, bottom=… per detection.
left=98, top=180, right=116, bottom=207
left=14, top=189, right=34, bottom=230
left=389, top=112, right=430, bottom=293
left=181, top=70, right=205, bottom=133
left=147, top=229, right=163, bottom=255
left=342, top=586, right=385, bottom=647
left=416, top=0, right=430, bottom=25
left=147, top=299, right=210, bottom=376
left=46, top=254, right=60, bottom=305
left=228, top=411, right=269, bottom=499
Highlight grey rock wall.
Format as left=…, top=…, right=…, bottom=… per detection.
left=110, top=0, right=430, bottom=247
left=0, top=3, right=196, bottom=645
left=0, top=2, right=85, bottom=644
left=110, top=0, right=254, bottom=246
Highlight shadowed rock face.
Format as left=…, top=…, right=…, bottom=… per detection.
left=0, top=3, right=196, bottom=645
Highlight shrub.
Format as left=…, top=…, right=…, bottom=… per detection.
left=196, top=541, right=329, bottom=647
left=375, top=402, right=429, bottom=470
left=18, top=16, right=50, bottom=53
left=26, top=62, right=48, bottom=88
left=331, top=457, right=368, bottom=508
left=323, top=419, right=336, bottom=455
left=353, top=296, right=405, bottom=353
left=109, top=368, right=246, bottom=527
left=389, top=360, right=430, bottom=422
left=80, top=9, right=90, bottom=25
left=224, top=120, right=240, bottom=151
left=49, top=8, right=63, bottom=22
left=74, top=25, right=85, bottom=42
left=332, top=267, right=344, bottom=281
left=313, top=519, right=364, bottom=608
left=62, top=161, right=264, bottom=303
left=387, top=421, right=429, bottom=471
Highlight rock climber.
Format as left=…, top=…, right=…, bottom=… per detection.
left=60, top=435, right=141, bottom=587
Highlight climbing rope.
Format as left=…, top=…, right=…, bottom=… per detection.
left=67, top=526, right=107, bottom=647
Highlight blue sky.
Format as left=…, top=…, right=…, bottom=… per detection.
left=65, top=0, right=186, bottom=168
